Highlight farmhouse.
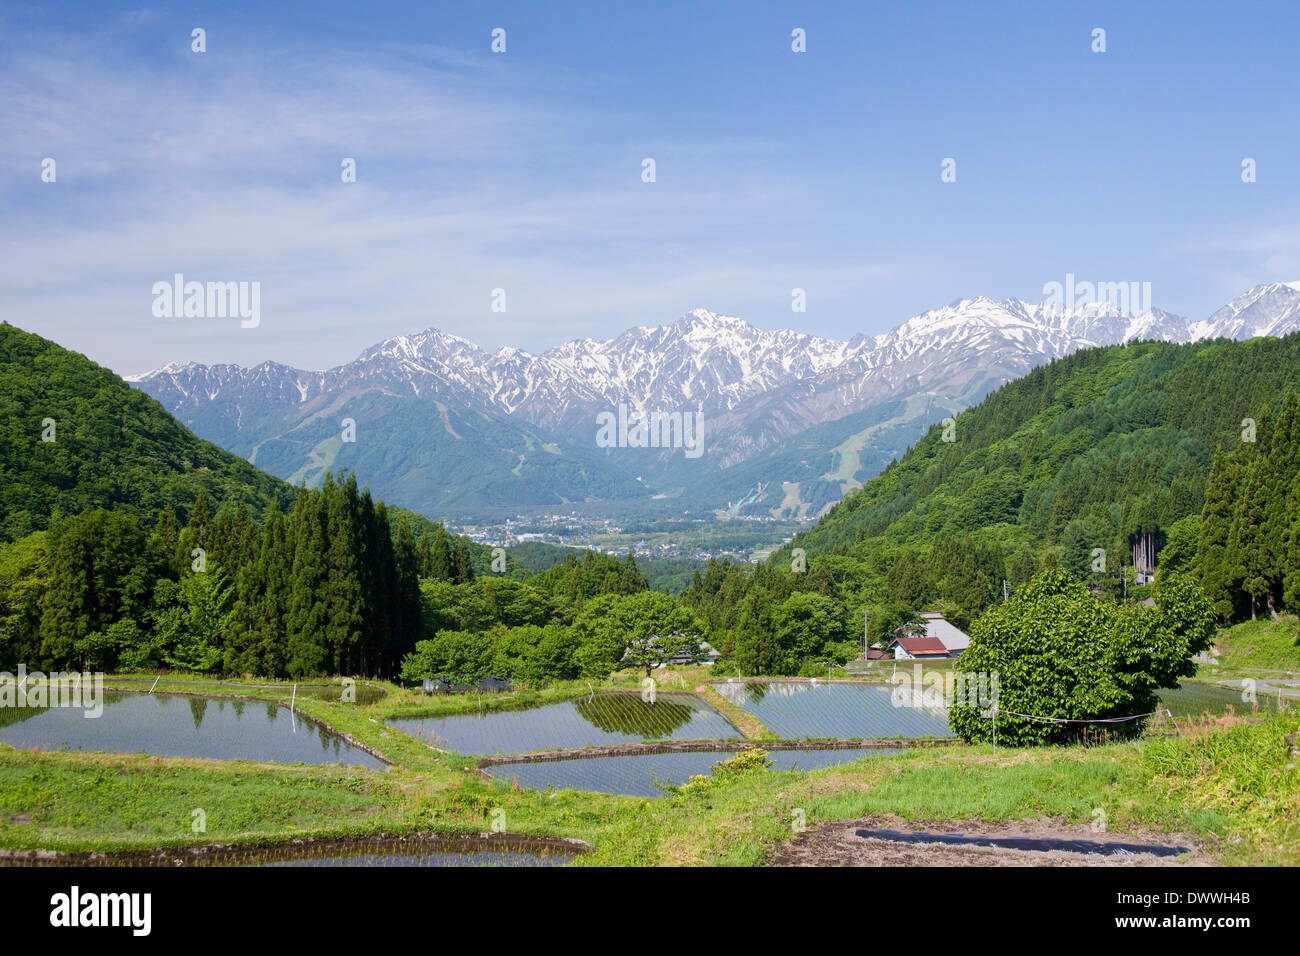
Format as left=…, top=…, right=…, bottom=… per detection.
left=659, top=641, right=720, bottom=667
left=890, top=636, right=950, bottom=659
left=888, top=612, right=971, bottom=659
left=620, top=633, right=719, bottom=668
left=920, top=611, right=970, bottom=654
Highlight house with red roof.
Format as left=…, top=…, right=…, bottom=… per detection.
left=887, top=613, right=971, bottom=659
left=889, top=636, right=951, bottom=659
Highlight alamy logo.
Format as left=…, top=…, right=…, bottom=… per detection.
left=152, top=273, right=260, bottom=328
left=50, top=886, right=151, bottom=936
left=595, top=403, right=704, bottom=459
left=1042, top=273, right=1151, bottom=316
left=891, top=664, right=999, bottom=717
left=0, top=665, right=104, bottom=718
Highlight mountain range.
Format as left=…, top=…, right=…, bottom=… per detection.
left=129, top=282, right=1300, bottom=522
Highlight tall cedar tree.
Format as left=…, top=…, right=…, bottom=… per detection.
left=286, top=486, right=330, bottom=676
left=392, top=513, right=424, bottom=673
left=1196, top=450, right=1244, bottom=620
left=452, top=537, right=474, bottom=584
left=323, top=473, right=365, bottom=673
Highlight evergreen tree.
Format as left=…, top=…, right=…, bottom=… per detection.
left=176, top=488, right=213, bottom=573
left=254, top=508, right=292, bottom=676
left=38, top=510, right=153, bottom=667
left=1283, top=469, right=1300, bottom=610
left=392, top=512, right=424, bottom=672
left=452, top=537, right=474, bottom=584
left=286, top=487, right=329, bottom=677
left=429, top=525, right=453, bottom=581
left=1259, top=391, right=1300, bottom=615
left=322, top=472, right=365, bottom=674
left=1230, top=455, right=1272, bottom=619
left=1196, top=450, right=1244, bottom=621
left=211, top=501, right=258, bottom=575
left=732, top=586, right=775, bottom=676
left=417, top=532, right=435, bottom=579
left=0, top=531, right=50, bottom=670
left=150, top=507, right=181, bottom=577
left=357, top=490, right=387, bottom=674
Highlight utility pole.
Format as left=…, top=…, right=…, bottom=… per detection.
left=863, top=609, right=869, bottom=660
left=1003, top=579, right=1008, bottom=601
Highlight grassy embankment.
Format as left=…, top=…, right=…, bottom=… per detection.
left=0, top=671, right=1296, bottom=865
left=1198, top=615, right=1300, bottom=676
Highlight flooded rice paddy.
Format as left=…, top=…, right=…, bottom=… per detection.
left=0, top=692, right=385, bottom=767
left=389, top=691, right=740, bottom=755
left=1, top=836, right=579, bottom=867
left=1157, top=680, right=1286, bottom=717
left=484, top=747, right=902, bottom=797
left=712, top=681, right=952, bottom=739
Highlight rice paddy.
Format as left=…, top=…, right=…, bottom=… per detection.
left=389, top=691, right=741, bottom=755
left=484, top=747, right=902, bottom=797
left=1157, top=680, right=1288, bottom=717
left=711, top=681, right=952, bottom=739
left=0, top=692, right=386, bottom=768
left=3, top=836, right=580, bottom=868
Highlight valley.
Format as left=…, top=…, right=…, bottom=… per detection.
left=127, top=285, right=1300, bottom=556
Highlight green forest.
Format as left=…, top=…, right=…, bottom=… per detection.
left=0, top=323, right=293, bottom=543
left=776, top=334, right=1300, bottom=629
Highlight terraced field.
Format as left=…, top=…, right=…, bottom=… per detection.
left=712, top=681, right=952, bottom=739
left=1157, top=680, right=1287, bottom=717
left=389, top=692, right=741, bottom=755
left=485, top=747, right=902, bottom=797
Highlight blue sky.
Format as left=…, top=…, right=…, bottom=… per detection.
left=4, top=0, right=1300, bottom=375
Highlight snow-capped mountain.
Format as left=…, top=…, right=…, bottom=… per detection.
left=131, top=300, right=1166, bottom=433
left=1188, top=281, right=1300, bottom=341
left=129, top=282, right=1300, bottom=517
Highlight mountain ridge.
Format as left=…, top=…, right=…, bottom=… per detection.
left=127, top=282, right=1300, bottom=520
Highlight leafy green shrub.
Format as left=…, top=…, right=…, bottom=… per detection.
left=663, top=747, right=773, bottom=796
left=949, top=568, right=1215, bottom=746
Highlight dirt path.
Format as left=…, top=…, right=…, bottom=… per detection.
left=769, top=813, right=1209, bottom=867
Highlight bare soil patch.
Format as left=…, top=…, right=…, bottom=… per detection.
left=769, top=813, right=1208, bottom=867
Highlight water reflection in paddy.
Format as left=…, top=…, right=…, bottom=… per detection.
left=485, top=747, right=901, bottom=798
left=1157, top=680, right=1285, bottom=717
left=0, top=692, right=384, bottom=767
left=390, top=691, right=740, bottom=755
left=712, top=681, right=951, bottom=739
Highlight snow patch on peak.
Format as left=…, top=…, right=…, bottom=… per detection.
left=677, top=308, right=750, bottom=329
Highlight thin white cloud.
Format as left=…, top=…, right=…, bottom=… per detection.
left=0, top=19, right=902, bottom=373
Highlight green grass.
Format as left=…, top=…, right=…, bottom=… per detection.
left=1143, top=712, right=1300, bottom=862
left=1202, top=616, right=1300, bottom=674
left=0, top=751, right=397, bottom=851
left=696, top=684, right=776, bottom=740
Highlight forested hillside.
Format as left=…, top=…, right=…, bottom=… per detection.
left=776, top=334, right=1300, bottom=627
left=0, top=322, right=294, bottom=542
left=0, top=326, right=484, bottom=677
